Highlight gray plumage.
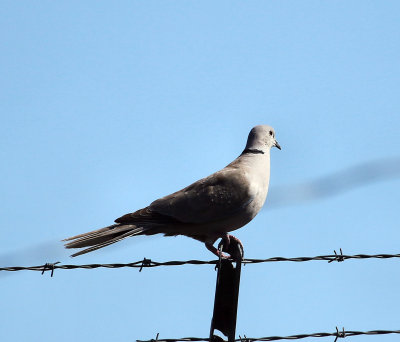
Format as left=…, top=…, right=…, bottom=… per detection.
left=63, top=125, right=281, bottom=257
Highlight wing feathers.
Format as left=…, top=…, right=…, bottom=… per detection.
left=149, top=170, right=253, bottom=223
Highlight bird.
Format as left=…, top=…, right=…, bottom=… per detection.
left=63, top=125, right=281, bottom=258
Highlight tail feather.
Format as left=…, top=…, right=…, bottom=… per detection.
left=64, top=225, right=139, bottom=248
left=69, top=229, right=143, bottom=257
left=63, top=224, right=120, bottom=242
left=63, top=224, right=146, bottom=257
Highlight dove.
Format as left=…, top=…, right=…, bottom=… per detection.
left=63, top=125, right=281, bottom=258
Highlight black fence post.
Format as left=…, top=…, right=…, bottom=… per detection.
left=209, top=241, right=243, bottom=342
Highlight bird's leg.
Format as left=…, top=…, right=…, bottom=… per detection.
left=205, top=234, right=243, bottom=259
left=227, top=234, right=243, bottom=250
left=228, top=234, right=244, bottom=259
left=205, top=240, right=229, bottom=259
left=218, top=233, right=231, bottom=250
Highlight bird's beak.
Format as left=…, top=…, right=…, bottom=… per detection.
left=274, top=140, right=281, bottom=150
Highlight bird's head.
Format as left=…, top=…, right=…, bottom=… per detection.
left=245, top=125, right=281, bottom=152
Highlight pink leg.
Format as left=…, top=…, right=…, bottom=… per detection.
left=228, top=234, right=244, bottom=258
left=228, top=234, right=243, bottom=250
left=205, top=233, right=244, bottom=259
left=219, top=233, right=231, bottom=249
left=205, top=241, right=229, bottom=258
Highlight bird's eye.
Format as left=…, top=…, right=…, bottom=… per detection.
left=269, top=131, right=273, bottom=136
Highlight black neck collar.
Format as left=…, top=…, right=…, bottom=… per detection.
left=241, top=148, right=265, bottom=155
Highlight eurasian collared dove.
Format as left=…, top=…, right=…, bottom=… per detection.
left=63, top=125, right=280, bottom=258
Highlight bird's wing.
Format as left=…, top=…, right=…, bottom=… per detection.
left=146, top=168, right=254, bottom=224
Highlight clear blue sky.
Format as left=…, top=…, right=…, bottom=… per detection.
left=1, top=1, right=400, bottom=341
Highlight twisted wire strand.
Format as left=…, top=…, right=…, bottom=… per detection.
left=1, top=252, right=400, bottom=275
left=136, top=329, right=400, bottom=342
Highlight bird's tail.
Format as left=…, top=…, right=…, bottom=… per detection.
left=63, top=224, right=146, bottom=257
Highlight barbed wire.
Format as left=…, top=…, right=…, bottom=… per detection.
left=1, top=250, right=400, bottom=276
left=137, top=328, right=400, bottom=342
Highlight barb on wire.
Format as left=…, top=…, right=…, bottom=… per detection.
left=239, top=335, right=249, bottom=342
left=139, top=258, right=152, bottom=272
left=41, top=261, right=60, bottom=277
left=137, top=329, right=400, bottom=342
left=328, top=249, right=344, bottom=263
left=1, top=251, right=400, bottom=275
left=334, top=327, right=345, bottom=342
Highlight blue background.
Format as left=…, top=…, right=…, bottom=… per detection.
left=1, top=1, right=399, bottom=341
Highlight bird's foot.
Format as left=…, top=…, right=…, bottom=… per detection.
left=216, top=234, right=244, bottom=260
left=205, top=234, right=244, bottom=260
left=205, top=242, right=230, bottom=259
left=226, top=234, right=244, bottom=260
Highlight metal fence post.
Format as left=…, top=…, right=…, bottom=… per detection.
left=209, top=241, right=243, bottom=342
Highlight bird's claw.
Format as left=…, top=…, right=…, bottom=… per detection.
left=218, top=234, right=244, bottom=261
left=206, top=234, right=244, bottom=260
